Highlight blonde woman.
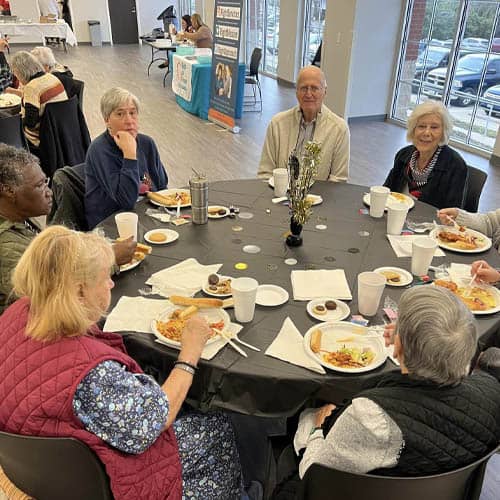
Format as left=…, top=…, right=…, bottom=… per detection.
left=178, top=13, right=213, bottom=48
left=0, top=226, right=243, bottom=500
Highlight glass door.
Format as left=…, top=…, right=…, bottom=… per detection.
left=303, top=0, right=326, bottom=66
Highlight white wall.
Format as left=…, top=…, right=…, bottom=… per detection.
left=348, top=0, right=404, bottom=118
left=276, top=0, right=302, bottom=83
left=136, top=0, right=163, bottom=36
left=70, top=0, right=112, bottom=43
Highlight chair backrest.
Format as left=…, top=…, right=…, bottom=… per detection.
left=0, top=113, right=28, bottom=150
left=311, top=41, right=322, bottom=66
left=463, top=165, right=488, bottom=213
left=249, top=48, right=262, bottom=78
left=0, top=431, right=113, bottom=500
left=298, top=446, right=499, bottom=500
left=73, top=78, right=85, bottom=107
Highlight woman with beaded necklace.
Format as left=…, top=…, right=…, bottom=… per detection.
left=383, top=101, right=468, bottom=210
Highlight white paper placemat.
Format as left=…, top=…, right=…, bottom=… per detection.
left=291, top=269, right=352, bottom=301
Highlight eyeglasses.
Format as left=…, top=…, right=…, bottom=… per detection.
left=297, top=85, right=324, bottom=96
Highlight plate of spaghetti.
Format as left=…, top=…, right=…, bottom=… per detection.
left=303, top=321, right=386, bottom=373
left=151, top=304, right=229, bottom=348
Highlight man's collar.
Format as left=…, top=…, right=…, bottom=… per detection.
left=296, top=105, right=323, bottom=124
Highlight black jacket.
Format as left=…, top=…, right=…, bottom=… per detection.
left=384, top=144, right=468, bottom=209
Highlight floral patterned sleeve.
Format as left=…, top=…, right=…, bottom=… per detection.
left=73, top=360, right=169, bottom=454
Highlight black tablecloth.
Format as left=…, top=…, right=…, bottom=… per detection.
left=103, top=179, right=500, bottom=417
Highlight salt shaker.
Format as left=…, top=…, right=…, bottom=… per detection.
left=189, top=172, right=208, bottom=224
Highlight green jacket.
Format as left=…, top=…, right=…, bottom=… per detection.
left=0, top=215, right=37, bottom=314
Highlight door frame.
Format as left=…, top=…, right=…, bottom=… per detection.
left=106, top=0, right=141, bottom=44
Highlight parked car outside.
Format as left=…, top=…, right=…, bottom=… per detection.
left=480, top=84, right=500, bottom=116
left=460, top=37, right=489, bottom=52
left=412, top=46, right=450, bottom=92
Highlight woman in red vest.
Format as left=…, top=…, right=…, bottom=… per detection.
left=0, top=226, right=242, bottom=500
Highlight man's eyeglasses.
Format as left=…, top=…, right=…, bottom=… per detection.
left=297, top=85, right=324, bottom=96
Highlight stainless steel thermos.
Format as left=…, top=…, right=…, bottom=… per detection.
left=189, top=173, right=208, bottom=224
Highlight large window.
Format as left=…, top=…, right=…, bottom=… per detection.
left=303, top=0, right=326, bottom=66
left=392, top=0, right=500, bottom=153
left=246, top=0, right=280, bottom=75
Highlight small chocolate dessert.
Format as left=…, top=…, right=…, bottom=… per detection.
left=208, top=274, right=219, bottom=285
left=325, top=300, right=337, bottom=311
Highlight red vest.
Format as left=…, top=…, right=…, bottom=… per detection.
left=0, top=298, right=182, bottom=500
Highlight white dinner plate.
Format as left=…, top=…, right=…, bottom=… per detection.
left=119, top=257, right=143, bottom=272
left=306, top=298, right=350, bottom=322
left=429, top=226, right=492, bottom=254
left=256, top=285, right=289, bottom=306
left=202, top=275, right=233, bottom=297
left=303, top=321, right=387, bottom=373
left=208, top=205, right=230, bottom=219
left=0, top=93, right=21, bottom=108
left=149, top=188, right=191, bottom=208
left=373, top=267, right=413, bottom=287
left=151, top=305, right=229, bottom=347
left=433, top=278, right=500, bottom=316
left=363, top=192, right=415, bottom=210
left=144, top=229, right=179, bottom=245
left=306, top=194, right=323, bottom=206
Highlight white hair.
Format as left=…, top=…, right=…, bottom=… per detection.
left=407, top=101, right=453, bottom=145
left=31, top=46, right=57, bottom=71
left=10, top=51, right=44, bottom=84
left=100, top=87, right=140, bottom=120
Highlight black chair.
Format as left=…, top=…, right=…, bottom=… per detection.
left=0, top=431, right=113, bottom=500
left=311, top=41, right=322, bottom=67
left=73, top=78, right=85, bottom=107
left=48, top=162, right=88, bottom=231
left=0, top=113, right=28, bottom=150
left=298, top=446, right=499, bottom=500
left=38, top=96, right=91, bottom=178
left=244, top=48, right=263, bottom=112
left=463, top=165, right=488, bottom=213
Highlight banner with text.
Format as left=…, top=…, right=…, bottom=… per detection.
left=208, top=0, right=243, bottom=132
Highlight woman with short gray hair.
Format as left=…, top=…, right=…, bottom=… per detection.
left=84, top=87, right=168, bottom=229
left=7, top=51, right=67, bottom=150
left=294, top=286, right=500, bottom=481
left=383, top=100, right=468, bottom=209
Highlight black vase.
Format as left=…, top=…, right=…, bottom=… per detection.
left=286, top=218, right=303, bottom=247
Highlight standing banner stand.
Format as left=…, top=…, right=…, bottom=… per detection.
left=208, top=0, right=243, bottom=134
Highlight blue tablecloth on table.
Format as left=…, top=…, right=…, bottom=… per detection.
left=169, top=52, right=245, bottom=120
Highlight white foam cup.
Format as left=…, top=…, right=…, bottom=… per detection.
left=231, top=277, right=259, bottom=323
left=369, top=186, right=390, bottom=218
left=115, top=212, right=138, bottom=241
left=357, top=271, right=386, bottom=316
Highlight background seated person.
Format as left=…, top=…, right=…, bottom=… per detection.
left=0, top=144, right=134, bottom=314
left=0, top=38, right=12, bottom=93
left=384, top=101, right=468, bottom=209
left=438, top=206, right=500, bottom=252
left=297, top=287, right=500, bottom=479
left=7, top=51, right=68, bottom=153
left=84, top=87, right=168, bottom=229
left=174, top=14, right=195, bottom=34
left=177, top=13, right=213, bottom=48
left=0, top=226, right=243, bottom=499
left=258, top=66, right=349, bottom=182
left=30, top=46, right=79, bottom=101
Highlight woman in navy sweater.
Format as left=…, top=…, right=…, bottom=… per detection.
left=84, top=87, right=168, bottom=229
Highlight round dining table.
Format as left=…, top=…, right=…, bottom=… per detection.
left=103, top=179, right=500, bottom=418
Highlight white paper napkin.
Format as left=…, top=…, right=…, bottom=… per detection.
left=265, top=317, right=326, bottom=374
left=104, top=296, right=168, bottom=333
left=146, top=258, right=222, bottom=297
left=154, top=321, right=243, bottom=360
left=387, top=235, right=445, bottom=258
left=294, top=408, right=317, bottom=454
left=291, top=269, right=352, bottom=301
left=448, top=262, right=472, bottom=282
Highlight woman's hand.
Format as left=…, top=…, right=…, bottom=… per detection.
left=437, top=208, right=458, bottom=225
left=315, top=404, right=336, bottom=427
left=113, top=131, right=137, bottom=160
left=383, top=322, right=396, bottom=347
left=179, top=315, right=210, bottom=365
left=471, top=260, right=500, bottom=284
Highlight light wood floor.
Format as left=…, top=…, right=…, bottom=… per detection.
left=48, top=43, right=500, bottom=212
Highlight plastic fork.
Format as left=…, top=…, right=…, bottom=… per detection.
left=213, top=328, right=248, bottom=357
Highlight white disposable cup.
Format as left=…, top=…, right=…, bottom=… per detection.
left=411, top=237, right=437, bottom=276
left=369, top=186, right=390, bottom=218
left=273, top=168, right=288, bottom=198
left=115, top=212, right=138, bottom=241
left=357, top=271, right=386, bottom=317
left=231, top=277, right=259, bottom=323
left=386, top=202, right=409, bottom=235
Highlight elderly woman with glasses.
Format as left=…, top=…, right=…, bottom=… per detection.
left=0, top=226, right=243, bottom=500
left=295, top=286, right=500, bottom=480
left=84, top=87, right=168, bottom=229
left=258, top=65, right=350, bottom=182
left=384, top=101, right=468, bottom=209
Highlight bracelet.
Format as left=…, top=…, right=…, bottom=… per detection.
left=174, top=360, right=198, bottom=372
left=173, top=363, right=195, bottom=376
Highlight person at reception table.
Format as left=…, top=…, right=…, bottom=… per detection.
left=6, top=51, right=68, bottom=153
left=296, top=287, right=500, bottom=480
left=0, top=226, right=243, bottom=499
left=384, top=101, right=468, bottom=210
left=84, top=87, right=168, bottom=229
left=177, top=13, right=213, bottom=49
left=174, top=14, right=195, bottom=35
left=0, top=144, right=135, bottom=314
left=38, top=0, right=59, bottom=17
left=30, top=46, right=79, bottom=100
left=257, top=65, right=350, bottom=182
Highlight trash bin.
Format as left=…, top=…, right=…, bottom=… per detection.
left=88, top=20, right=102, bottom=47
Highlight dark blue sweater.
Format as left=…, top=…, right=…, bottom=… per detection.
left=84, top=131, right=168, bottom=229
